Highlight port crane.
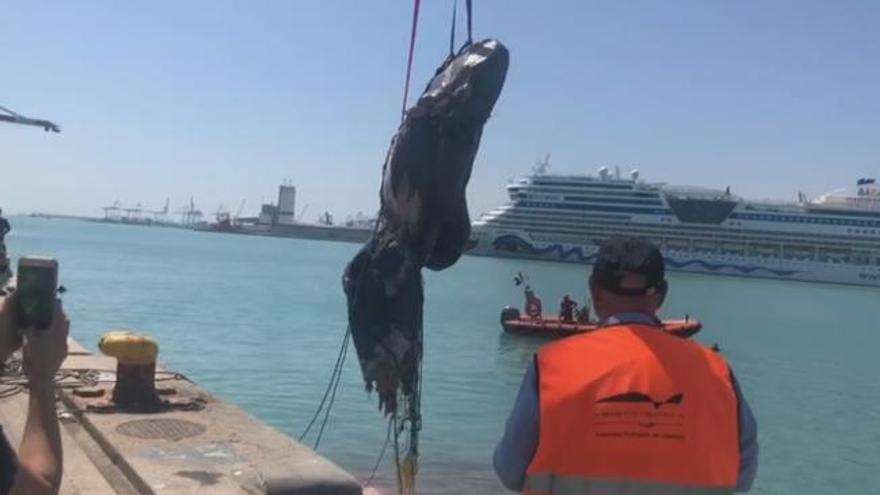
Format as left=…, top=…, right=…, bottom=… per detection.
left=234, top=199, right=246, bottom=223
left=0, top=105, right=60, bottom=132
left=103, top=200, right=122, bottom=220
left=152, top=198, right=170, bottom=221
left=214, top=204, right=227, bottom=222
left=177, top=197, right=203, bottom=226
left=123, top=203, right=144, bottom=222
left=215, top=199, right=247, bottom=226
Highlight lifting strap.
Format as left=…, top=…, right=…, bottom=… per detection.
left=400, top=0, right=421, bottom=121
left=465, top=0, right=473, bottom=45
left=449, top=0, right=458, bottom=57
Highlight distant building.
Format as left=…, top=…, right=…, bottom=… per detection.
left=258, top=184, right=296, bottom=226
left=277, top=185, right=296, bottom=225
left=258, top=204, right=278, bottom=225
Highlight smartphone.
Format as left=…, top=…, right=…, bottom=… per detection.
left=16, top=256, right=58, bottom=331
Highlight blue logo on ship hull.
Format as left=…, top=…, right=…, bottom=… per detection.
left=489, top=235, right=801, bottom=277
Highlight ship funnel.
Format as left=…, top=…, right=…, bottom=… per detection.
left=630, top=169, right=640, bottom=181
left=598, top=167, right=610, bottom=180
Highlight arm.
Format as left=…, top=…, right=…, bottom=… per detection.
left=730, top=372, right=758, bottom=492
left=493, top=359, right=539, bottom=491
left=10, top=379, right=62, bottom=495
left=10, top=303, right=68, bottom=495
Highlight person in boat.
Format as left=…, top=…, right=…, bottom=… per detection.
left=523, top=285, right=542, bottom=320
left=558, top=295, right=577, bottom=322
left=494, top=236, right=758, bottom=493
left=575, top=299, right=592, bottom=324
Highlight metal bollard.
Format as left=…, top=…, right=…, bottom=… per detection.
left=98, top=330, right=163, bottom=412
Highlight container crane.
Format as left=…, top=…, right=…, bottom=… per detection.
left=103, top=200, right=122, bottom=220
left=233, top=199, right=246, bottom=224
left=152, top=198, right=170, bottom=221
left=177, top=197, right=203, bottom=226
left=0, top=105, right=60, bottom=133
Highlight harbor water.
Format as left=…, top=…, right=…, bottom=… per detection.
left=8, top=216, right=880, bottom=493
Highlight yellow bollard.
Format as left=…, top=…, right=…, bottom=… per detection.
left=98, top=330, right=162, bottom=412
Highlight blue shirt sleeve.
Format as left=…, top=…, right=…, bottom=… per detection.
left=730, top=372, right=759, bottom=492
left=493, top=359, right=540, bottom=491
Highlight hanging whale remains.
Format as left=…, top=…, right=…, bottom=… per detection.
left=343, top=39, right=509, bottom=415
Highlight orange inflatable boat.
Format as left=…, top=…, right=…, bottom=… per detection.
left=500, top=306, right=702, bottom=339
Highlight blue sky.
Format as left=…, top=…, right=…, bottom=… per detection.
left=2, top=1, right=878, bottom=220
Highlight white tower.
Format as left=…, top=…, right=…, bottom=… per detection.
left=277, top=184, right=296, bottom=225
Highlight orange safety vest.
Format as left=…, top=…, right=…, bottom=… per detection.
left=524, top=323, right=739, bottom=495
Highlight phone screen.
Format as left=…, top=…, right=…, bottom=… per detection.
left=16, top=257, right=58, bottom=330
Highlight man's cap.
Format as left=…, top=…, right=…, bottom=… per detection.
left=591, top=236, right=666, bottom=296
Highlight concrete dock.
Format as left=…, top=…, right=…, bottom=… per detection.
left=0, top=337, right=362, bottom=495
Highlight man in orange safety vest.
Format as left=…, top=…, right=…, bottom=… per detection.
left=494, top=236, right=758, bottom=494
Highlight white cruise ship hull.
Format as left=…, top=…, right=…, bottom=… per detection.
left=468, top=228, right=880, bottom=288
left=471, top=171, right=880, bottom=288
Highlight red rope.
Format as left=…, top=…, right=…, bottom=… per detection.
left=400, top=0, right=421, bottom=122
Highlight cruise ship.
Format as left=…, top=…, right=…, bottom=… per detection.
left=469, top=167, right=880, bottom=287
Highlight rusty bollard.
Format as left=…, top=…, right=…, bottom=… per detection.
left=98, top=330, right=163, bottom=412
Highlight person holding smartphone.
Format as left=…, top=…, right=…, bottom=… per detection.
left=0, top=209, right=9, bottom=245
left=0, top=294, right=68, bottom=495
left=0, top=210, right=9, bottom=279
